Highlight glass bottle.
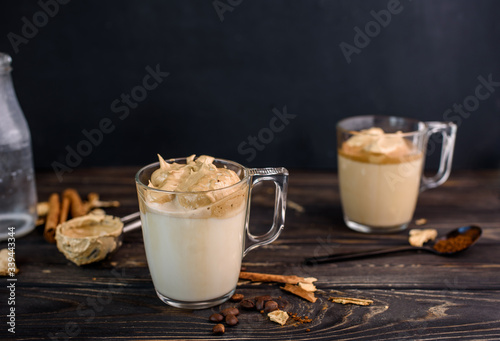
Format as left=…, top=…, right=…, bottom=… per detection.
left=0, top=52, right=37, bottom=240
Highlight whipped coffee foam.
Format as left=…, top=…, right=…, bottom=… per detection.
left=340, top=127, right=419, bottom=164
left=145, top=154, right=245, bottom=218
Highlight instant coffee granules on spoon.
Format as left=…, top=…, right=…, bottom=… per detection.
left=433, top=228, right=478, bottom=253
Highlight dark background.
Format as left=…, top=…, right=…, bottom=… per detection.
left=1, top=0, right=499, bottom=172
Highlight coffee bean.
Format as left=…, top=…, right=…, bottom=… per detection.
left=209, top=313, right=223, bottom=323
left=225, top=314, right=238, bottom=326
left=264, top=300, right=279, bottom=313
left=212, top=323, right=225, bottom=334
left=220, top=307, right=240, bottom=316
left=240, top=299, right=255, bottom=309
left=230, top=293, right=244, bottom=302
left=255, top=298, right=265, bottom=311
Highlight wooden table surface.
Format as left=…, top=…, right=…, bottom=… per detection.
left=2, top=168, right=500, bottom=340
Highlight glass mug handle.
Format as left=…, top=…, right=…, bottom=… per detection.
left=243, top=167, right=289, bottom=257
left=420, top=121, right=457, bottom=192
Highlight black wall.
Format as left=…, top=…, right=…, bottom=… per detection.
left=1, top=0, right=499, bottom=173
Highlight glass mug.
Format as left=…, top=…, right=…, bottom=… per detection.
left=135, top=157, right=288, bottom=309
left=337, top=116, right=457, bottom=233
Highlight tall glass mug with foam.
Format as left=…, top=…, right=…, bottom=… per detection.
left=135, top=155, right=288, bottom=309
left=337, top=116, right=457, bottom=233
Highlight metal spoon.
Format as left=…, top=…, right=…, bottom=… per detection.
left=304, top=225, right=482, bottom=265
left=121, top=211, right=142, bottom=233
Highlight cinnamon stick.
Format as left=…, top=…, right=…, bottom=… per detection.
left=239, top=271, right=314, bottom=285
left=44, top=193, right=60, bottom=243
left=59, top=194, right=71, bottom=223
left=63, top=188, right=85, bottom=218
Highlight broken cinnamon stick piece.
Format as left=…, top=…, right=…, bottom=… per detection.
left=298, top=282, right=317, bottom=292
left=239, top=272, right=314, bottom=285
left=328, top=297, right=373, bottom=306
left=281, top=283, right=317, bottom=303
left=63, top=188, right=85, bottom=218
left=37, top=202, right=49, bottom=217
left=44, top=193, right=60, bottom=243
left=85, top=192, right=120, bottom=212
left=36, top=201, right=50, bottom=226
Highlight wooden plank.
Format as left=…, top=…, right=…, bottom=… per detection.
left=9, top=286, right=500, bottom=339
